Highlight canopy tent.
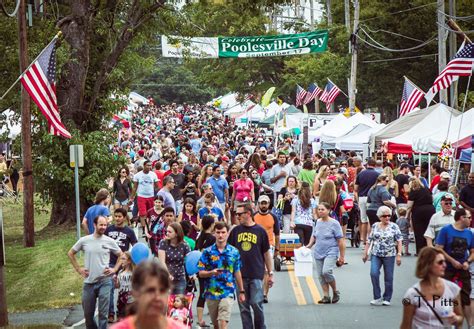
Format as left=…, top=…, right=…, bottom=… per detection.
left=129, top=92, right=149, bottom=105
left=257, top=105, right=301, bottom=126
left=460, top=148, right=473, bottom=163
left=308, top=113, right=348, bottom=142
left=275, top=113, right=306, bottom=133
left=371, top=103, right=460, bottom=154
left=210, top=93, right=240, bottom=110
left=412, top=108, right=474, bottom=153
left=224, top=100, right=256, bottom=118
left=453, top=135, right=474, bottom=150
left=319, top=112, right=379, bottom=142
left=322, top=123, right=384, bottom=150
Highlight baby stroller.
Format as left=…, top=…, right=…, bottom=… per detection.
left=167, top=292, right=195, bottom=327
left=346, top=202, right=361, bottom=248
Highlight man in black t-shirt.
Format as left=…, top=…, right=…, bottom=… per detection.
left=105, top=208, right=137, bottom=322
left=168, top=160, right=185, bottom=213
left=395, top=163, right=410, bottom=206
left=228, top=203, right=273, bottom=329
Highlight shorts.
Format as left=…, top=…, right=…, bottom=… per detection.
left=207, top=297, right=234, bottom=323
left=137, top=196, right=154, bottom=217
left=445, top=269, right=471, bottom=306
left=114, top=198, right=129, bottom=206
left=358, top=196, right=368, bottom=223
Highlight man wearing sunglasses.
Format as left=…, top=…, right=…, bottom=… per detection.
left=424, top=194, right=455, bottom=247
left=436, top=208, right=474, bottom=327
left=228, top=203, right=273, bottom=329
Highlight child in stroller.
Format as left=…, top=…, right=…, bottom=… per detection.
left=168, top=293, right=194, bottom=327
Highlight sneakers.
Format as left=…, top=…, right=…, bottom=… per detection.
left=370, top=298, right=383, bottom=306
left=332, top=291, right=340, bottom=304
left=318, top=296, right=331, bottom=304
left=382, top=300, right=391, bottom=306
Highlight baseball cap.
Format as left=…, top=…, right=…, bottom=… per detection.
left=400, top=163, right=411, bottom=170
left=440, top=172, right=451, bottom=179
left=258, top=195, right=270, bottom=203
left=338, top=167, right=348, bottom=175
left=138, top=150, right=145, bottom=156
left=441, top=194, right=454, bottom=201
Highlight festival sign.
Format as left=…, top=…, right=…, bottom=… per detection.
left=218, top=30, right=328, bottom=58
left=161, top=30, right=328, bottom=59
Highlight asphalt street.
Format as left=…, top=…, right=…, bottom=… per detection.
left=59, top=240, right=418, bottom=328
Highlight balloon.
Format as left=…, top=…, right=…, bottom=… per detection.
left=185, top=250, right=202, bottom=275
left=131, top=242, right=150, bottom=265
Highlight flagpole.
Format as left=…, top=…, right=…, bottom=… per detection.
left=327, top=78, right=349, bottom=98
left=0, top=31, right=61, bottom=101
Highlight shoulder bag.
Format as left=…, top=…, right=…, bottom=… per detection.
left=413, top=287, right=444, bottom=325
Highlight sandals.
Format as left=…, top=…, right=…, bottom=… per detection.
left=318, top=296, right=331, bottom=304
left=332, top=291, right=340, bottom=304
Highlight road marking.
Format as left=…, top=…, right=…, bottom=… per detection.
left=287, top=265, right=307, bottom=305
left=305, top=276, right=321, bottom=304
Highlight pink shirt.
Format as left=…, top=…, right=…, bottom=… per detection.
left=111, top=316, right=185, bottom=329
left=233, top=178, right=254, bottom=202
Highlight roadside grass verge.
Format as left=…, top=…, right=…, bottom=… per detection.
left=2, top=200, right=83, bottom=312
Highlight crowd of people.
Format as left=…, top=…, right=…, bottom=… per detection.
left=64, top=102, right=474, bottom=329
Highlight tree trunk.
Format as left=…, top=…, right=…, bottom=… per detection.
left=49, top=194, right=88, bottom=226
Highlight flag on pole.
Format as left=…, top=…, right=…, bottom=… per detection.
left=425, top=42, right=474, bottom=105
left=303, top=83, right=322, bottom=105
left=295, top=84, right=308, bottom=107
left=399, top=77, right=425, bottom=116
left=20, top=34, right=71, bottom=139
left=320, top=80, right=341, bottom=112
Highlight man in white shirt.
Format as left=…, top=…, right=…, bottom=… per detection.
left=424, top=194, right=455, bottom=247
left=269, top=152, right=289, bottom=201
left=129, top=160, right=159, bottom=237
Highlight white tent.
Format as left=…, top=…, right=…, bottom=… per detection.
left=308, top=113, right=348, bottom=142
left=320, top=112, right=379, bottom=141
left=412, top=107, right=474, bottom=153
left=129, top=92, right=149, bottom=105
left=381, top=104, right=461, bottom=154
left=371, top=103, right=460, bottom=152
left=234, top=101, right=283, bottom=125
left=275, top=113, right=305, bottom=133
left=335, top=124, right=385, bottom=151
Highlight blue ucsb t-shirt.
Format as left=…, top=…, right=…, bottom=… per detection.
left=436, top=224, right=474, bottom=269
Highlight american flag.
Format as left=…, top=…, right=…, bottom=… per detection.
left=20, top=35, right=71, bottom=139
left=304, top=83, right=322, bottom=104
left=295, top=84, right=308, bottom=107
left=400, top=77, right=425, bottom=116
left=320, top=80, right=341, bottom=111
left=425, top=42, right=474, bottom=105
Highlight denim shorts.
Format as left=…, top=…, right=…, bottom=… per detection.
left=114, top=198, right=129, bottom=206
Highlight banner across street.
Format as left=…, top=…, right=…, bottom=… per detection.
left=161, top=30, right=328, bottom=58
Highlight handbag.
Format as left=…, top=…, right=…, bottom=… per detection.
left=413, top=287, right=444, bottom=325
left=343, top=198, right=354, bottom=210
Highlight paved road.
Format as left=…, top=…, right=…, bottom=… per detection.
left=66, top=241, right=417, bottom=328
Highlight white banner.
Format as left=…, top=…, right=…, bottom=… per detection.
left=161, top=36, right=219, bottom=58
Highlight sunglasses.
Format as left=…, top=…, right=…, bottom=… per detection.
left=436, top=259, right=446, bottom=265
left=380, top=214, right=391, bottom=218
left=241, top=172, right=248, bottom=175
left=235, top=212, right=246, bottom=217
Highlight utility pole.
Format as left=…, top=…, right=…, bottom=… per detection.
left=18, top=0, right=35, bottom=247
left=448, top=0, right=457, bottom=108
left=309, top=0, right=314, bottom=26
left=348, top=0, right=359, bottom=112
left=437, top=0, right=448, bottom=104
left=326, top=0, right=332, bottom=25
left=345, top=0, right=351, bottom=53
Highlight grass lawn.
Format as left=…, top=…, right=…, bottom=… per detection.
left=2, top=199, right=83, bottom=312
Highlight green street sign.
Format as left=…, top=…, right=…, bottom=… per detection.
left=218, top=30, right=328, bottom=58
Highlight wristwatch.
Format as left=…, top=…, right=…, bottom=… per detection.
left=239, top=291, right=245, bottom=294
left=397, top=253, right=402, bottom=256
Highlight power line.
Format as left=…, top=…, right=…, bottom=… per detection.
left=438, top=10, right=474, bottom=22
left=361, top=53, right=437, bottom=63
left=358, top=28, right=437, bottom=52
left=361, top=24, right=425, bottom=43
left=436, top=21, right=474, bottom=35
left=359, top=2, right=437, bottom=23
